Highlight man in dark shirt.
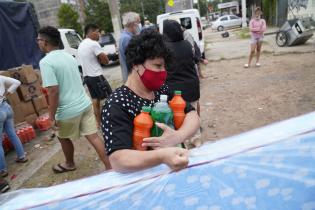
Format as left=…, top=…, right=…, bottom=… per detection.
left=163, top=20, right=200, bottom=107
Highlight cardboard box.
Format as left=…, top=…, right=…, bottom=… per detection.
left=10, top=65, right=37, bottom=84
left=24, top=114, right=38, bottom=127
left=34, top=69, right=42, bottom=85
left=0, top=71, right=11, bottom=77
left=32, top=95, right=48, bottom=114
left=11, top=105, right=25, bottom=124
left=17, top=80, right=42, bottom=101
left=6, top=92, right=21, bottom=107
left=22, top=101, right=36, bottom=116
left=38, top=108, right=49, bottom=116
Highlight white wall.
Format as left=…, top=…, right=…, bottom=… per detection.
left=288, top=0, right=315, bottom=19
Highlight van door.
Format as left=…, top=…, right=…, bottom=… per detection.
left=63, top=31, right=81, bottom=58
left=157, top=10, right=204, bottom=54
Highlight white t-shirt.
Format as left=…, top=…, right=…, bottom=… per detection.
left=0, top=75, right=21, bottom=103
left=78, top=38, right=104, bottom=77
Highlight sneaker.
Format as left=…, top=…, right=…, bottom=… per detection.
left=0, top=179, right=10, bottom=193
left=15, top=157, right=28, bottom=163
left=0, top=170, right=8, bottom=178
left=244, top=64, right=249, bottom=68
left=255, top=63, right=261, bottom=67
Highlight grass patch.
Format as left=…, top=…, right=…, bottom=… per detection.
left=236, top=28, right=250, bottom=39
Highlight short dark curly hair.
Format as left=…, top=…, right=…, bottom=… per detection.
left=125, top=30, right=171, bottom=74
left=38, top=26, right=61, bottom=47
left=84, top=23, right=99, bottom=37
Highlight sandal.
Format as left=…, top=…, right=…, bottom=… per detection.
left=255, top=63, right=261, bottom=67
left=0, top=170, right=8, bottom=178
left=52, top=163, right=76, bottom=174
left=0, top=179, right=10, bottom=193
left=244, top=64, right=250, bottom=68
left=15, top=157, right=28, bottom=163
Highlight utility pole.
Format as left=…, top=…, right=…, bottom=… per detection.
left=141, top=1, right=145, bottom=20
left=241, top=0, right=247, bottom=27
left=77, top=0, right=86, bottom=25
left=107, top=0, right=122, bottom=41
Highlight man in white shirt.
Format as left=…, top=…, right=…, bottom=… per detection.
left=78, top=24, right=111, bottom=128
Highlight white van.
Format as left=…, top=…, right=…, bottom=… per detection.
left=58, top=29, right=82, bottom=61
left=157, top=9, right=205, bottom=55
left=58, top=29, right=119, bottom=66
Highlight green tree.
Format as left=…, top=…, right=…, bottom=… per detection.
left=120, top=0, right=164, bottom=24
left=84, top=0, right=113, bottom=34
left=262, top=0, right=277, bottom=25
left=194, top=0, right=209, bottom=17
left=58, top=4, right=82, bottom=35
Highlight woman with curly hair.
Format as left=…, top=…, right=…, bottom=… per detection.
left=101, top=30, right=200, bottom=173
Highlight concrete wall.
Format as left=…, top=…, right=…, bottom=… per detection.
left=29, top=0, right=61, bottom=27
left=288, top=0, right=315, bottom=19
left=29, top=0, right=83, bottom=27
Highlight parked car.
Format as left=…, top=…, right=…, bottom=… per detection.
left=211, top=15, right=243, bottom=31
left=201, top=16, right=211, bottom=30
left=208, top=12, right=220, bottom=21
left=99, top=33, right=119, bottom=65
left=157, top=9, right=205, bottom=56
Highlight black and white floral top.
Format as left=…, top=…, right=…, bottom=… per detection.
left=101, top=84, right=194, bottom=155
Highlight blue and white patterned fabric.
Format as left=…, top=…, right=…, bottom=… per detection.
left=1, top=112, right=315, bottom=210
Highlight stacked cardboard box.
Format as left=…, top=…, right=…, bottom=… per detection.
left=0, top=65, right=48, bottom=127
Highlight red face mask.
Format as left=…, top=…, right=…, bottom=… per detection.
left=138, top=65, right=167, bottom=91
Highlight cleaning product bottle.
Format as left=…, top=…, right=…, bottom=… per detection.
left=169, top=90, right=186, bottom=130
left=151, top=94, right=174, bottom=137
left=133, top=106, right=153, bottom=151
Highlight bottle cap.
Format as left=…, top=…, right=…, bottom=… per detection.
left=160, top=94, right=168, bottom=101
left=142, top=106, right=151, bottom=113
left=174, top=90, right=182, bottom=95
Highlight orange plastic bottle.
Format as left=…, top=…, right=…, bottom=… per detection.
left=23, top=127, right=31, bottom=142
left=43, top=116, right=52, bottom=130
left=28, top=125, right=36, bottom=139
left=169, top=90, right=186, bottom=130
left=35, top=117, right=42, bottom=130
left=133, top=106, right=153, bottom=151
left=16, top=130, right=24, bottom=144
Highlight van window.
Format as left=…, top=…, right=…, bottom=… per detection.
left=99, top=33, right=115, bottom=47
left=220, top=17, right=228, bottom=21
left=180, top=17, right=192, bottom=29
left=65, top=31, right=81, bottom=49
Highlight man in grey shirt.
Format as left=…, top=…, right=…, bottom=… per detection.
left=119, top=12, right=141, bottom=82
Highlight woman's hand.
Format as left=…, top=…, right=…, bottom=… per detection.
left=142, top=122, right=183, bottom=149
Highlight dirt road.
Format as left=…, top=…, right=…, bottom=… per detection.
left=200, top=52, right=315, bottom=142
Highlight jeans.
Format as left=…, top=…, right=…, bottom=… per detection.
left=0, top=101, right=25, bottom=171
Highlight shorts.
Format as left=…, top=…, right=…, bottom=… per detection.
left=56, top=106, right=98, bottom=140
left=251, top=36, right=264, bottom=44
left=84, top=75, right=109, bottom=99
